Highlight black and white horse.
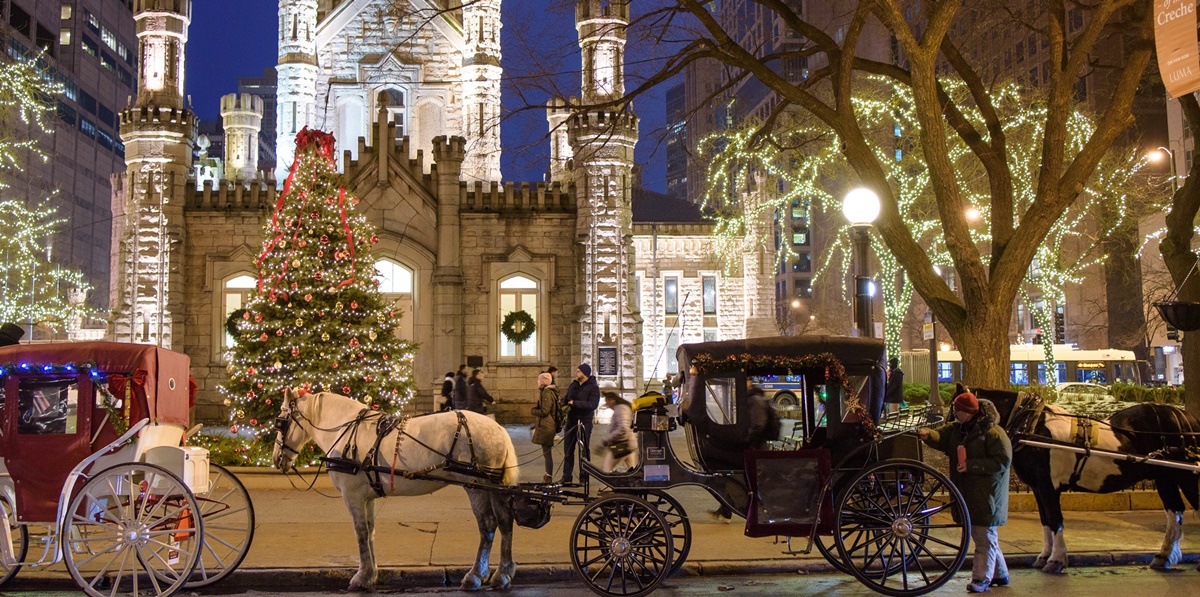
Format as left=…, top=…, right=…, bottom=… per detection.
left=272, top=390, right=521, bottom=591
left=970, top=385, right=1200, bottom=573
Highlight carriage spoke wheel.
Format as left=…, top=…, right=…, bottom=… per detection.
left=181, top=464, right=255, bottom=588
left=814, top=533, right=852, bottom=575
left=834, top=459, right=969, bottom=597
left=570, top=494, right=674, bottom=597
left=0, top=494, right=29, bottom=587
left=62, top=463, right=203, bottom=597
left=642, top=491, right=690, bottom=577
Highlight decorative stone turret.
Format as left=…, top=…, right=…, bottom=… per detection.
left=546, top=97, right=574, bottom=185
left=111, top=0, right=197, bottom=348
left=461, top=0, right=503, bottom=183
left=221, top=93, right=264, bottom=181
left=570, top=0, right=641, bottom=398
left=275, top=0, right=318, bottom=183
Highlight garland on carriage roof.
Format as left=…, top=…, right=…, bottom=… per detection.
left=689, top=351, right=877, bottom=435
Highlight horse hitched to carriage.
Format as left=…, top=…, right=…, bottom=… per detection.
left=0, top=342, right=255, bottom=597
left=272, top=335, right=976, bottom=597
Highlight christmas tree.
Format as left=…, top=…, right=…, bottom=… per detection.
left=221, top=128, right=416, bottom=444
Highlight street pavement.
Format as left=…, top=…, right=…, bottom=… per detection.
left=6, top=425, right=1200, bottom=593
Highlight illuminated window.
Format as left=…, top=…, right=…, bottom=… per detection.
left=62, top=6, right=73, bottom=19
left=702, top=276, right=717, bottom=315
left=664, top=277, right=678, bottom=315
left=222, top=275, right=257, bottom=351
left=60, top=29, right=71, bottom=46
left=499, top=275, right=539, bottom=359
left=375, top=259, right=413, bottom=294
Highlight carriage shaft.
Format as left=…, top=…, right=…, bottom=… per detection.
left=1018, top=440, right=1200, bottom=473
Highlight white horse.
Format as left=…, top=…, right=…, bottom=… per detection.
left=271, top=390, right=521, bottom=591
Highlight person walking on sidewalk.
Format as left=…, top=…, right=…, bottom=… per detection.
left=560, top=363, right=600, bottom=484
left=466, top=369, right=495, bottom=415
left=531, top=372, right=560, bottom=483
left=438, top=372, right=455, bottom=412
left=884, top=357, right=904, bottom=415
left=601, top=392, right=638, bottom=473
left=452, top=364, right=469, bottom=410
left=919, top=392, right=1012, bottom=593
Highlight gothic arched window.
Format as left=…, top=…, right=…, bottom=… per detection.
left=222, top=274, right=257, bottom=351
left=375, top=258, right=415, bottom=341
left=499, top=274, right=539, bottom=360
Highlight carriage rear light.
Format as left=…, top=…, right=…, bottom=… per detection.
left=172, top=508, right=194, bottom=543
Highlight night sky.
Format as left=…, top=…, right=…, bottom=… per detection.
left=186, top=1, right=668, bottom=192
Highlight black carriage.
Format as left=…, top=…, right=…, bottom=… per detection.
left=566, top=336, right=971, bottom=597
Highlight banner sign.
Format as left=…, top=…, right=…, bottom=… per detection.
left=1154, top=0, right=1200, bottom=98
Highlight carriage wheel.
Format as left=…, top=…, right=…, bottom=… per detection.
left=62, top=463, right=203, bottom=597
left=180, top=465, right=255, bottom=588
left=570, top=494, right=674, bottom=597
left=642, top=491, right=691, bottom=577
left=834, top=459, right=969, bottom=597
left=814, top=533, right=852, bottom=574
left=0, top=494, right=28, bottom=587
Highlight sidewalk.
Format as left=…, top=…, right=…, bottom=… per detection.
left=13, top=425, right=1200, bottom=591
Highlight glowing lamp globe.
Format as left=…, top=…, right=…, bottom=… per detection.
left=842, top=188, right=880, bottom=226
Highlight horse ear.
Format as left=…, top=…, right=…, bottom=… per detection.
left=955, top=382, right=966, bottom=397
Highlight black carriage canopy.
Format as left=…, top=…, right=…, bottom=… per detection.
left=677, top=336, right=886, bottom=464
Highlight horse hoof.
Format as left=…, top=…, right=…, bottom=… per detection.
left=489, top=574, right=512, bottom=591
left=1042, top=561, right=1065, bottom=574
left=1150, top=556, right=1169, bottom=570
left=460, top=574, right=484, bottom=591
left=1032, top=556, right=1048, bottom=569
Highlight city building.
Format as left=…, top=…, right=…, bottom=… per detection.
left=110, top=0, right=777, bottom=423
left=663, top=81, right=686, bottom=200
left=2, top=0, right=138, bottom=318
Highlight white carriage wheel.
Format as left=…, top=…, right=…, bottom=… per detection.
left=0, top=494, right=29, bottom=587
left=61, top=463, right=203, bottom=597
left=181, top=464, right=255, bottom=588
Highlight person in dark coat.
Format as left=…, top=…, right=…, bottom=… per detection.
left=466, top=369, right=495, bottom=414
left=452, top=365, right=469, bottom=410
left=560, top=363, right=600, bottom=484
left=884, top=357, right=904, bottom=415
left=919, top=392, right=1012, bottom=593
left=531, top=372, right=559, bottom=483
left=438, top=372, right=455, bottom=412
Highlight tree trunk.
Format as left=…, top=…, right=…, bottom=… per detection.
left=1184, top=332, right=1200, bottom=414
left=945, top=313, right=1012, bottom=390
left=1103, top=220, right=1149, bottom=373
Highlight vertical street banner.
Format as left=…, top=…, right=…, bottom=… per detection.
left=1155, top=0, right=1200, bottom=98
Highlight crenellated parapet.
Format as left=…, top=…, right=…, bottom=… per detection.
left=341, top=118, right=440, bottom=193
left=120, top=105, right=198, bottom=135
left=568, top=109, right=639, bottom=141
left=576, top=0, right=629, bottom=24
left=185, top=179, right=278, bottom=211
left=133, top=0, right=190, bottom=15
left=546, top=97, right=576, bottom=185
left=460, top=180, right=576, bottom=213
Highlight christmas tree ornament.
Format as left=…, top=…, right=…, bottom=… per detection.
left=304, top=294, right=313, bottom=302
left=296, top=318, right=304, bottom=327
left=369, top=331, right=378, bottom=340
left=243, top=312, right=251, bottom=320
left=274, top=361, right=283, bottom=370
left=322, top=332, right=330, bottom=341
left=291, top=347, right=300, bottom=356
left=335, top=302, right=344, bottom=310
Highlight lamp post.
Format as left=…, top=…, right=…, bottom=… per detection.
left=1148, top=146, right=1179, bottom=193
left=842, top=188, right=880, bottom=338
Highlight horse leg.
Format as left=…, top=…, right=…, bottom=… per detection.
left=343, top=490, right=378, bottom=591
left=488, top=493, right=516, bottom=590
left=1032, top=483, right=1067, bottom=573
left=1151, top=476, right=1186, bottom=570
left=461, top=488, right=497, bottom=591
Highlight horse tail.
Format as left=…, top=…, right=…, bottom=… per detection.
left=500, top=434, right=520, bottom=487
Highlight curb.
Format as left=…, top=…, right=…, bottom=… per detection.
left=11, top=552, right=1198, bottom=592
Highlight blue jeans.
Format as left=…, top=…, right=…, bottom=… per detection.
left=561, top=415, right=593, bottom=483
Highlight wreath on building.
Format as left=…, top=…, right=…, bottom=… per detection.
left=501, top=310, right=536, bottom=344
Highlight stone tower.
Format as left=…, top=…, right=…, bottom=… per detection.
left=570, top=0, right=641, bottom=396
left=461, top=0, right=503, bottom=182
left=110, top=0, right=197, bottom=348
left=275, top=0, right=318, bottom=183
left=221, top=93, right=264, bottom=181
left=545, top=97, right=573, bottom=185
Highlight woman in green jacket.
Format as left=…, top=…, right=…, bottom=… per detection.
left=919, top=392, right=1013, bottom=593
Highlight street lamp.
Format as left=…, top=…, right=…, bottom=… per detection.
left=843, top=188, right=880, bottom=338
left=1148, top=146, right=1179, bottom=193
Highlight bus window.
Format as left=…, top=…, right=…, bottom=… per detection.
left=937, top=363, right=954, bottom=382
left=1037, top=363, right=1067, bottom=385
left=1075, top=362, right=1106, bottom=383
left=1010, top=363, right=1030, bottom=385
left=704, top=377, right=737, bottom=425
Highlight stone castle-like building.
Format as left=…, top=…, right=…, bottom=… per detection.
left=110, top=0, right=777, bottom=422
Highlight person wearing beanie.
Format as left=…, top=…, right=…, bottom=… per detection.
left=531, top=372, right=560, bottom=483
left=560, top=362, right=600, bottom=484
left=919, top=392, right=1012, bottom=593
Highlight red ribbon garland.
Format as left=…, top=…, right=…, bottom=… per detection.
left=337, top=187, right=357, bottom=288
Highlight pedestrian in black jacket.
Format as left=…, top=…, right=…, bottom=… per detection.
left=560, top=363, right=600, bottom=484
left=452, top=365, right=469, bottom=410
left=466, top=369, right=495, bottom=414
left=438, top=372, right=454, bottom=412
left=885, top=357, right=904, bottom=415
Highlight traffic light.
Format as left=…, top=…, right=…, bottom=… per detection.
left=1167, top=325, right=1179, bottom=342
left=1053, top=311, right=1065, bottom=344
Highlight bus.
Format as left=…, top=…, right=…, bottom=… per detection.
left=902, top=344, right=1142, bottom=386
left=749, top=373, right=806, bottom=406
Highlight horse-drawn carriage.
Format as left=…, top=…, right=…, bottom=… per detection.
left=0, top=342, right=254, bottom=597
left=562, top=336, right=971, bottom=597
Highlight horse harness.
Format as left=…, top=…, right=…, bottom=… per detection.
left=315, top=410, right=505, bottom=497
left=1003, top=391, right=1097, bottom=486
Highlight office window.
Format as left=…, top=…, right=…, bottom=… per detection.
left=101, top=27, right=118, bottom=52
left=62, top=6, right=74, bottom=19
left=793, top=252, right=812, bottom=273
left=1015, top=40, right=1024, bottom=63
left=9, top=4, right=31, bottom=38
left=96, top=130, right=113, bottom=151
left=78, top=117, right=96, bottom=139
left=664, top=277, right=679, bottom=315
left=792, top=226, right=810, bottom=246
left=113, top=141, right=125, bottom=159
left=795, top=279, right=812, bottom=298
left=78, top=91, right=97, bottom=114
left=100, top=51, right=116, bottom=73
left=85, top=12, right=100, bottom=34
left=790, top=200, right=807, bottom=220
left=56, top=101, right=77, bottom=126
left=36, top=24, right=56, bottom=57
left=81, top=35, right=98, bottom=58
left=702, top=276, right=717, bottom=315
left=60, top=29, right=72, bottom=46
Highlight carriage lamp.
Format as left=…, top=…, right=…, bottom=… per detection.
left=843, top=188, right=880, bottom=338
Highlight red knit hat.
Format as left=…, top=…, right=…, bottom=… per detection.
left=953, top=392, right=979, bottom=415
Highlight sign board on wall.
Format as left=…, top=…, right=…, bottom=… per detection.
left=1154, top=0, right=1200, bottom=98
left=598, top=346, right=618, bottom=376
